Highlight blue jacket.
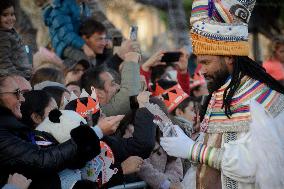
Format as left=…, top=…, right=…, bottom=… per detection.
left=43, top=0, right=90, bottom=57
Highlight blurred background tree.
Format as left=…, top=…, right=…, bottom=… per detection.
left=135, top=0, right=191, bottom=48
left=15, top=0, right=284, bottom=60
left=249, top=0, right=284, bottom=62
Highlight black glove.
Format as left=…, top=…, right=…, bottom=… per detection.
left=70, top=125, right=100, bottom=161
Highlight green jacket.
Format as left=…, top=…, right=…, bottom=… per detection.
left=101, top=61, right=140, bottom=116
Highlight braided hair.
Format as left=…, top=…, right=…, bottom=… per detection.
left=201, top=56, right=284, bottom=120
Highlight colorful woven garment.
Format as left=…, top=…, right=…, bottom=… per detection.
left=200, top=76, right=284, bottom=133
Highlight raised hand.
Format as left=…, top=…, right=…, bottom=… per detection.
left=97, top=115, right=125, bottom=136
left=141, top=50, right=166, bottom=72
left=121, top=156, right=144, bottom=175
left=7, top=173, right=32, bottom=189
left=116, top=40, right=140, bottom=60
left=137, top=91, right=151, bottom=108
left=175, top=48, right=190, bottom=74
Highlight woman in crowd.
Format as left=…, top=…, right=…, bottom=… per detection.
left=0, top=73, right=101, bottom=189
left=42, top=86, right=70, bottom=109
left=20, top=90, right=58, bottom=129
left=263, top=37, right=284, bottom=85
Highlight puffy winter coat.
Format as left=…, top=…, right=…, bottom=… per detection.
left=0, top=106, right=100, bottom=189
left=43, top=0, right=90, bottom=57
left=0, top=28, right=31, bottom=78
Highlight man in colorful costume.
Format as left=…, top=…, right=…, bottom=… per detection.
left=160, top=0, right=284, bottom=189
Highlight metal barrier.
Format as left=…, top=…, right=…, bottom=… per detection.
left=109, top=181, right=147, bottom=189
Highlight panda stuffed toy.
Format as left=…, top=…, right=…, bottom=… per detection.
left=36, top=109, right=93, bottom=189
left=36, top=93, right=117, bottom=188
left=36, top=109, right=87, bottom=143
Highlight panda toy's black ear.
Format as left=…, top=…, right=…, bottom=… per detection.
left=49, top=109, right=62, bottom=123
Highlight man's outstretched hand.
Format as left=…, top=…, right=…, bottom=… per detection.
left=160, top=125, right=194, bottom=159
left=98, top=115, right=125, bottom=136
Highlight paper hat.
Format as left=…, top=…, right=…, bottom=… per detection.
left=65, top=87, right=100, bottom=118
left=190, top=0, right=256, bottom=56
left=152, top=82, right=189, bottom=112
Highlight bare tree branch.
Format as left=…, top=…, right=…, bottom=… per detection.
left=88, top=0, right=123, bottom=37
left=167, top=0, right=190, bottom=47
left=136, top=0, right=190, bottom=48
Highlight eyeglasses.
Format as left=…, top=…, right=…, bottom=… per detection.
left=0, top=88, right=23, bottom=100
left=92, top=36, right=108, bottom=42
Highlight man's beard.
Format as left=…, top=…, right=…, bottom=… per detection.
left=205, top=67, right=230, bottom=93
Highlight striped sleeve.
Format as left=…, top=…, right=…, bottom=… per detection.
left=189, top=142, right=224, bottom=170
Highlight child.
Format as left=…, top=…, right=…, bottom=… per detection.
left=0, top=0, right=32, bottom=78
left=124, top=97, right=184, bottom=189
left=43, top=0, right=95, bottom=61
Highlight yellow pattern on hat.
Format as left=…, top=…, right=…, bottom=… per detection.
left=191, top=32, right=249, bottom=56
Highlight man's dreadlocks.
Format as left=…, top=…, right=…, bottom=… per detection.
left=201, top=56, right=284, bottom=120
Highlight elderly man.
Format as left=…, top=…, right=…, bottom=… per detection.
left=161, top=0, right=284, bottom=189
left=81, top=51, right=141, bottom=116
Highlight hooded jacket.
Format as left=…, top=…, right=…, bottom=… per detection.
left=43, top=0, right=90, bottom=57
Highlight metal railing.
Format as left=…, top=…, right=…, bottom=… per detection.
left=109, top=181, right=147, bottom=189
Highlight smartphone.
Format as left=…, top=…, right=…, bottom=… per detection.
left=129, top=26, right=138, bottom=41
left=161, top=52, right=182, bottom=63
left=112, top=36, right=123, bottom=46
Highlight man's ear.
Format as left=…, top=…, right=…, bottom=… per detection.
left=224, top=56, right=234, bottom=66
left=224, top=56, right=234, bottom=73
left=82, top=35, right=88, bottom=41
left=31, top=113, right=43, bottom=125
left=95, top=89, right=105, bottom=99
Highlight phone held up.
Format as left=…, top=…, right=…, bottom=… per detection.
left=161, top=51, right=182, bottom=63
left=129, top=26, right=138, bottom=41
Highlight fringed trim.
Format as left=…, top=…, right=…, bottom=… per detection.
left=191, top=32, right=249, bottom=56
left=267, top=93, right=284, bottom=118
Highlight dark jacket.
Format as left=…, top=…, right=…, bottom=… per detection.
left=31, top=107, right=155, bottom=188
left=0, top=28, right=31, bottom=78
left=101, top=108, right=156, bottom=188
left=0, top=106, right=100, bottom=189
left=104, top=108, right=156, bottom=163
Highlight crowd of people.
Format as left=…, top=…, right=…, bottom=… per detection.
left=0, top=0, right=284, bottom=189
